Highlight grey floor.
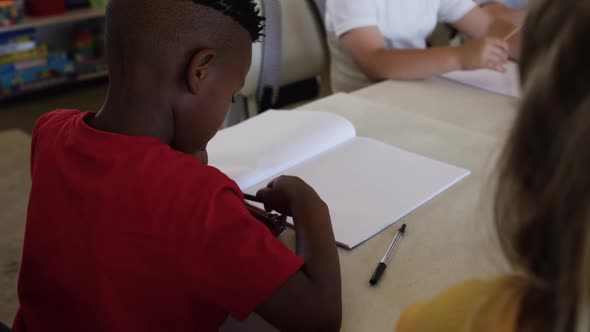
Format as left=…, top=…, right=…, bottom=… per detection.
left=0, top=80, right=108, bottom=134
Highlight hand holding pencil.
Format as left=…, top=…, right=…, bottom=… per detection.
left=503, top=26, right=521, bottom=42
left=457, top=36, right=510, bottom=73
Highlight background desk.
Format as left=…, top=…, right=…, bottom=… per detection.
left=223, top=87, right=516, bottom=331
left=354, top=78, right=519, bottom=140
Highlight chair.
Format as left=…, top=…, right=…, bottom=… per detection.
left=228, top=0, right=329, bottom=125
left=225, top=0, right=279, bottom=127
left=310, top=0, right=326, bottom=20
left=277, top=0, right=329, bottom=99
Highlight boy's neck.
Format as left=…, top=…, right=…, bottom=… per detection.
left=90, top=87, right=175, bottom=145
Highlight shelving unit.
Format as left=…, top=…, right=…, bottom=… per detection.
left=0, top=70, right=108, bottom=101
left=0, top=7, right=106, bottom=34
left=0, top=7, right=108, bottom=101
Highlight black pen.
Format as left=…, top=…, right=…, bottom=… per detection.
left=243, top=193, right=263, bottom=204
left=369, top=224, right=406, bottom=286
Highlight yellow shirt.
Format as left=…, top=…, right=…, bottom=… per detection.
left=396, top=277, right=524, bottom=332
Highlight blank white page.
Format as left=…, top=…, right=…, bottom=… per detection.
left=208, top=110, right=356, bottom=190
left=249, top=137, right=470, bottom=249
left=441, top=61, right=521, bottom=98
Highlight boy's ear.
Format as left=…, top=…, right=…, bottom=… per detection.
left=186, top=49, right=217, bottom=95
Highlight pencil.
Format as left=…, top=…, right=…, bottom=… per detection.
left=503, top=26, right=521, bottom=41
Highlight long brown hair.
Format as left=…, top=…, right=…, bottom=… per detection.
left=494, top=0, right=590, bottom=331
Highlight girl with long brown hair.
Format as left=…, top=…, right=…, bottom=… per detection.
left=396, top=0, right=590, bottom=330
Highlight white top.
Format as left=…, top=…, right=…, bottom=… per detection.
left=325, top=0, right=477, bottom=92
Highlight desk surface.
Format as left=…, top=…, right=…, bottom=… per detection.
left=354, top=78, right=519, bottom=140
left=224, top=90, right=515, bottom=332
left=298, top=94, right=511, bottom=331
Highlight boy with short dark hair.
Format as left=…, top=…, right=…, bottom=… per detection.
left=14, top=1, right=341, bottom=331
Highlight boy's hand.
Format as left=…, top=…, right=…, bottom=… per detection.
left=457, top=36, right=509, bottom=73
left=256, top=176, right=325, bottom=216
left=256, top=176, right=341, bottom=331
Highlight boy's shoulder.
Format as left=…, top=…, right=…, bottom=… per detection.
left=119, top=136, right=243, bottom=205
left=137, top=151, right=245, bottom=223
left=34, top=109, right=81, bottom=133
left=32, top=109, right=241, bottom=197
left=158, top=149, right=241, bottom=196
left=32, top=109, right=83, bottom=145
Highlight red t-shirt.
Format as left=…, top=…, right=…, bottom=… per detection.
left=13, top=110, right=303, bottom=332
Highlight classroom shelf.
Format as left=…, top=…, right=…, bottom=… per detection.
left=0, top=8, right=108, bottom=101
left=0, top=70, right=108, bottom=101
left=0, top=7, right=106, bottom=34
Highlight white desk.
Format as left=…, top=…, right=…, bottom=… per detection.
left=354, top=78, right=519, bottom=140
left=223, top=92, right=512, bottom=332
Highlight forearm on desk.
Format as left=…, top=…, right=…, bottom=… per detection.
left=356, top=47, right=462, bottom=81
left=255, top=192, right=342, bottom=331
left=453, top=7, right=521, bottom=61
left=292, top=198, right=341, bottom=302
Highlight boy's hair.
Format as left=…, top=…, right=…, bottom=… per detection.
left=104, top=0, right=264, bottom=82
left=494, top=0, right=590, bottom=331
left=192, top=0, right=265, bottom=41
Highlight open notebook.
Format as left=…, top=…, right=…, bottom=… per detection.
left=442, top=61, right=521, bottom=98
left=208, top=111, right=470, bottom=249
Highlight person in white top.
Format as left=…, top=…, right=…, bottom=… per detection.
left=326, top=0, right=521, bottom=92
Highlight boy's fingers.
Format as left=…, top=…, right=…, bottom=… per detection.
left=256, top=188, right=276, bottom=212
left=267, top=175, right=288, bottom=189
left=256, top=188, right=271, bottom=200
left=266, top=179, right=277, bottom=189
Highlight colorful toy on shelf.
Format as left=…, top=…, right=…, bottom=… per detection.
left=0, top=38, right=34, bottom=56
left=0, top=28, right=48, bottom=65
left=0, top=15, right=109, bottom=97
left=0, top=43, right=48, bottom=65
left=0, top=0, right=24, bottom=27
left=0, top=28, right=34, bottom=44
left=0, top=29, right=77, bottom=96
left=71, top=22, right=107, bottom=77
left=73, top=25, right=94, bottom=61
left=26, top=0, right=66, bottom=17
left=0, top=53, right=75, bottom=94
left=75, top=56, right=106, bottom=77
